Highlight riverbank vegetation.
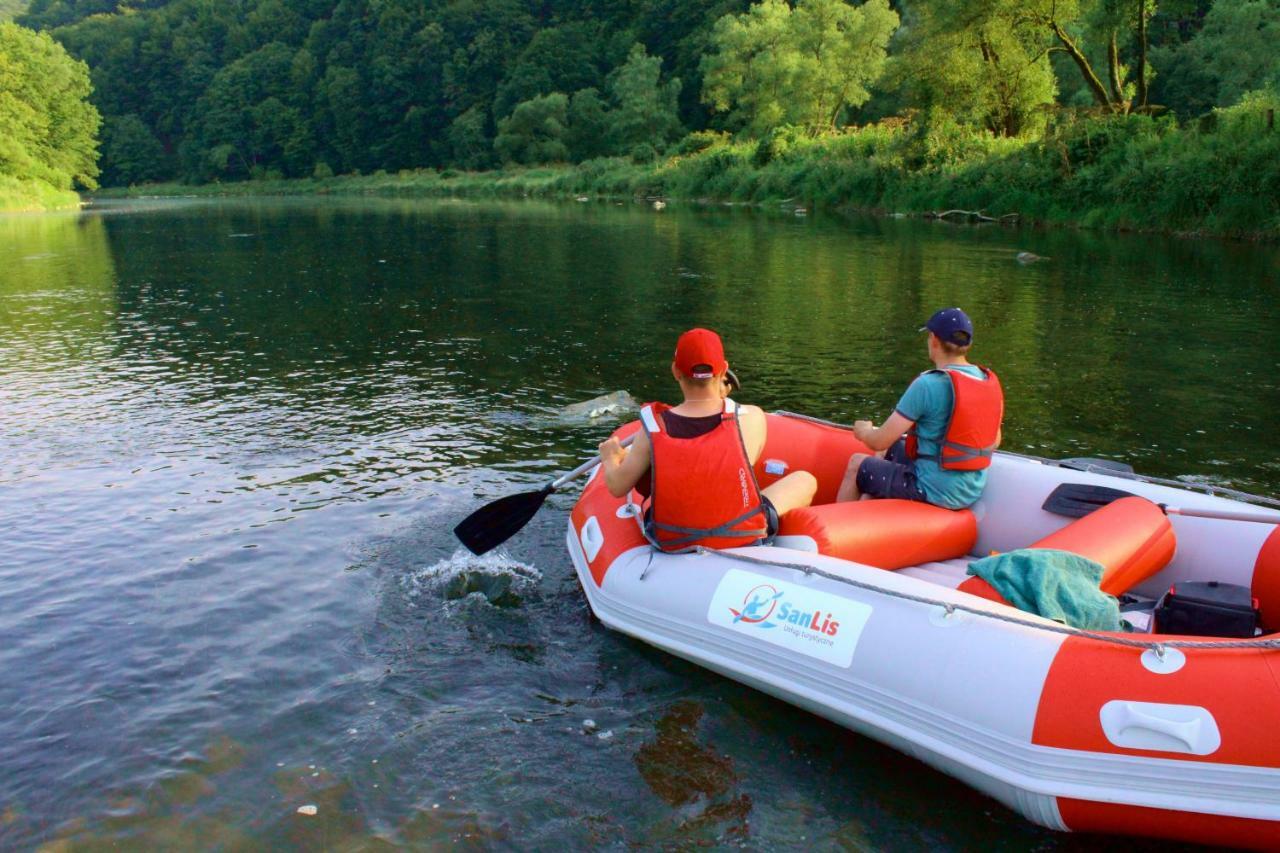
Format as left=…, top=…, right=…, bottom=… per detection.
left=104, top=93, right=1280, bottom=238
left=0, top=21, right=99, bottom=209
left=9, top=0, right=1280, bottom=233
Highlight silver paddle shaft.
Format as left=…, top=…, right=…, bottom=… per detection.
left=551, top=434, right=637, bottom=490
left=1164, top=505, right=1280, bottom=525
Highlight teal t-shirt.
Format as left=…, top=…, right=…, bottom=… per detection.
left=895, top=365, right=989, bottom=509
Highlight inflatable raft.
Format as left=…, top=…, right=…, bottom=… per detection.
left=566, top=411, right=1280, bottom=849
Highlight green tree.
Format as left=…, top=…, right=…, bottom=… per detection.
left=99, top=113, right=165, bottom=184
left=701, top=0, right=899, bottom=134
left=492, top=22, right=613, bottom=121
left=0, top=21, right=100, bottom=190
left=1154, top=0, right=1280, bottom=114
left=318, top=63, right=367, bottom=174
left=1012, top=0, right=1158, bottom=112
left=893, top=1, right=1057, bottom=137
left=567, top=87, right=609, bottom=161
left=446, top=105, right=493, bottom=169
left=0, top=1, right=30, bottom=21
left=191, top=42, right=310, bottom=179
left=494, top=92, right=570, bottom=164
left=605, top=43, right=683, bottom=151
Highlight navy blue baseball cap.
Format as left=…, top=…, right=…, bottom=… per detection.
left=919, top=307, right=974, bottom=346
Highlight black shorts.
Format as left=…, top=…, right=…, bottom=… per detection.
left=855, top=438, right=928, bottom=502
left=762, top=496, right=780, bottom=538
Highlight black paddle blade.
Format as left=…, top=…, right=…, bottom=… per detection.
left=1042, top=482, right=1137, bottom=518
left=454, top=485, right=554, bottom=555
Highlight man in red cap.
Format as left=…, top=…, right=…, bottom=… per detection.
left=598, top=328, right=816, bottom=552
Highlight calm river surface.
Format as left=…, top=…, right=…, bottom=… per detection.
left=2, top=197, right=1278, bottom=850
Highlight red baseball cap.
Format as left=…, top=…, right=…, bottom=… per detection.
left=674, top=328, right=728, bottom=379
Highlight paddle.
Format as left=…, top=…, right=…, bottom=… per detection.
left=1043, top=483, right=1280, bottom=525
left=454, top=434, right=637, bottom=555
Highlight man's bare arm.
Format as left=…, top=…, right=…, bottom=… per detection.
left=852, top=412, right=915, bottom=452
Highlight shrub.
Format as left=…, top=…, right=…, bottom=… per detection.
left=672, top=130, right=730, bottom=156
left=752, top=125, right=806, bottom=166
left=630, top=142, right=659, bottom=164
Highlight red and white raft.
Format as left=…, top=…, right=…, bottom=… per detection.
left=567, top=412, right=1280, bottom=849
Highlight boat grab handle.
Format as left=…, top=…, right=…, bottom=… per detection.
left=1099, top=700, right=1221, bottom=755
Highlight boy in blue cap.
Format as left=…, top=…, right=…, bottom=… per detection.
left=836, top=308, right=1004, bottom=509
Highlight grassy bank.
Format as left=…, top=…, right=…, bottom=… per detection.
left=0, top=175, right=82, bottom=212
left=96, top=103, right=1280, bottom=240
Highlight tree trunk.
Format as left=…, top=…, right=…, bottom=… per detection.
left=1107, top=31, right=1124, bottom=105
left=1136, top=0, right=1149, bottom=107
left=1049, top=21, right=1113, bottom=108
left=979, top=37, right=1018, bottom=138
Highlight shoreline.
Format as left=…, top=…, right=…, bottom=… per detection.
left=89, top=169, right=1276, bottom=244
left=85, top=135, right=1279, bottom=244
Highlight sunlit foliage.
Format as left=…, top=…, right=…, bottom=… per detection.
left=701, top=0, right=899, bottom=133
left=0, top=20, right=99, bottom=199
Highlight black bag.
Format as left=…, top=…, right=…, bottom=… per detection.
left=1153, top=581, right=1259, bottom=638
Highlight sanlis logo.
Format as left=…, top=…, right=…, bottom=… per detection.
left=776, top=600, right=840, bottom=637
left=728, top=583, right=840, bottom=637
left=710, top=570, right=869, bottom=668
left=729, top=584, right=783, bottom=627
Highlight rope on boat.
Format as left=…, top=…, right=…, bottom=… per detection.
left=702, top=547, right=1280, bottom=652
left=772, top=410, right=1280, bottom=510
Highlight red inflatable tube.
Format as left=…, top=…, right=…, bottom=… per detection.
left=778, top=500, right=977, bottom=570
left=959, top=496, right=1176, bottom=602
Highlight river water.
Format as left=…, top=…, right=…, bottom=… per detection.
left=1, top=197, right=1277, bottom=850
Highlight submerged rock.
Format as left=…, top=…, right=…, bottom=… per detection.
left=555, top=390, right=638, bottom=423
left=443, top=571, right=522, bottom=607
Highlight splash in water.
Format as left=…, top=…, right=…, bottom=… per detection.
left=401, top=548, right=541, bottom=606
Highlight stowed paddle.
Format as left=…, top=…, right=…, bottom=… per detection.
left=454, top=434, right=637, bottom=555
left=1043, top=482, right=1280, bottom=525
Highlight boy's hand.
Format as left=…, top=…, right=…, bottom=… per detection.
left=852, top=420, right=874, bottom=441
left=598, top=437, right=626, bottom=467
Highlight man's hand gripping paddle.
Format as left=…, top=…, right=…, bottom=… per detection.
left=454, top=435, right=637, bottom=555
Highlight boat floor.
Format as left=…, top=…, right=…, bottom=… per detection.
left=897, top=556, right=972, bottom=587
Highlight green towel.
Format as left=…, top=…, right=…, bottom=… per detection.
left=966, top=548, right=1123, bottom=632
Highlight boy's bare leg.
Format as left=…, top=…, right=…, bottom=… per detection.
left=761, top=470, right=817, bottom=516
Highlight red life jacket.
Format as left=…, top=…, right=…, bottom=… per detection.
left=640, top=398, right=769, bottom=552
left=905, top=366, right=1004, bottom=471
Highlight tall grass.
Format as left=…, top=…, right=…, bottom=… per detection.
left=0, top=175, right=82, bottom=211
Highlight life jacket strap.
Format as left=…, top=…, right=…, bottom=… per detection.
left=639, top=404, right=662, bottom=433
left=915, top=439, right=997, bottom=463
left=643, top=505, right=769, bottom=550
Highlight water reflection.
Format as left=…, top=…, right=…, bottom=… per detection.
left=0, top=197, right=1275, bottom=850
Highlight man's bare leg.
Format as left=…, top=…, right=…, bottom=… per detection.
left=836, top=453, right=870, bottom=503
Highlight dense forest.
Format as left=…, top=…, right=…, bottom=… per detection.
left=4, top=0, right=1277, bottom=189
left=0, top=0, right=1276, bottom=232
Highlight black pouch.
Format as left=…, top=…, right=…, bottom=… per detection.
left=1153, top=581, right=1259, bottom=638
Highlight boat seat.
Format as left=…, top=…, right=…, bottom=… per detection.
left=958, top=496, right=1177, bottom=603
left=775, top=500, right=977, bottom=570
